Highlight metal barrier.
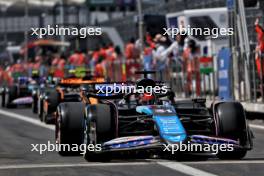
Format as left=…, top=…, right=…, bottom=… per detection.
left=230, top=49, right=264, bottom=103
left=103, top=59, right=142, bottom=82
left=250, top=50, right=264, bottom=103
left=102, top=56, right=216, bottom=99
left=161, top=56, right=217, bottom=99
left=1, top=52, right=260, bottom=105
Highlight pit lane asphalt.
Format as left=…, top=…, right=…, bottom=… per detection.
left=0, top=107, right=264, bottom=176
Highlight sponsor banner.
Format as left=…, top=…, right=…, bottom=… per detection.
left=218, top=48, right=232, bottom=100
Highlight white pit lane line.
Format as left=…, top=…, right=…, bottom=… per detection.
left=249, top=124, right=264, bottom=130
left=0, top=162, right=218, bottom=176
left=157, top=162, right=217, bottom=176
left=0, top=162, right=150, bottom=170
left=181, top=160, right=264, bottom=165
left=0, top=109, right=55, bottom=131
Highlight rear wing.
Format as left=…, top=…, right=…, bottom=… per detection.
left=58, top=77, right=105, bottom=86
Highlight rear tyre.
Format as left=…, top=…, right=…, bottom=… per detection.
left=56, top=102, right=85, bottom=156
left=215, top=102, right=249, bottom=159
left=48, top=90, right=60, bottom=110
left=43, top=89, right=60, bottom=124
left=1, top=88, right=6, bottom=107
left=5, top=86, right=18, bottom=108
left=84, top=104, right=114, bottom=162
left=32, top=93, right=38, bottom=114
left=38, top=98, right=44, bottom=121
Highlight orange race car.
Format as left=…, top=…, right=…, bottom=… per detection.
left=38, top=75, right=104, bottom=124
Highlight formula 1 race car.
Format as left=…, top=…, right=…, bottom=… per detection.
left=32, top=81, right=57, bottom=119
left=38, top=74, right=104, bottom=124
left=1, top=76, right=38, bottom=108
left=55, top=71, right=253, bottom=161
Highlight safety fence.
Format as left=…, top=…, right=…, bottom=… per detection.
left=102, top=50, right=264, bottom=103
left=103, top=57, right=215, bottom=99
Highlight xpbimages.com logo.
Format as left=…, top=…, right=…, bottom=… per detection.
left=95, top=83, right=169, bottom=96
left=163, top=25, right=234, bottom=39
left=31, top=25, right=102, bottom=38
left=163, top=142, right=234, bottom=154
left=30, top=141, right=102, bottom=155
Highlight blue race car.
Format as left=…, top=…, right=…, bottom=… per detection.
left=55, top=72, right=253, bottom=161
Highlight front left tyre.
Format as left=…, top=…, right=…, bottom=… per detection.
left=55, top=102, right=85, bottom=156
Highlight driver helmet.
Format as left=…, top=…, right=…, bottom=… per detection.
left=141, top=93, right=155, bottom=105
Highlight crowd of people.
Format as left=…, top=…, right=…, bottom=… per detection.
left=0, top=17, right=263, bottom=99
left=0, top=31, right=202, bottom=96
left=0, top=31, right=213, bottom=98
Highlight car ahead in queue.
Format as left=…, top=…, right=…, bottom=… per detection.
left=1, top=75, right=44, bottom=108
left=38, top=73, right=104, bottom=124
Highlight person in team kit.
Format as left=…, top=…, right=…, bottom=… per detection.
left=255, top=18, right=264, bottom=97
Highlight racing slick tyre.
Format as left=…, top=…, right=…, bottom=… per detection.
left=38, top=98, right=44, bottom=121
left=1, top=87, right=6, bottom=107
left=43, top=90, right=60, bottom=124
left=84, top=104, right=115, bottom=162
left=32, top=92, right=38, bottom=114
left=5, top=86, right=18, bottom=108
left=56, top=102, right=85, bottom=156
left=47, top=89, right=60, bottom=110
left=215, top=102, right=249, bottom=159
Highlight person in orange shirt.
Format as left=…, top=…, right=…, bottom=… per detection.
left=1, top=68, right=12, bottom=86
left=94, top=57, right=105, bottom=78
left=255, top=18, right=264, bottom=97
left=146, top=33, right=156, bottom=49
left=104, top=43, right=116, bottom=80
left=0, top=66, right=4, bottom=85
left=106, top=43, right=115, bottom=62
left=5, top=59, right=26, bottom=85
left=69, top=50, right=85, bottom=67
left=125, top=38, right=137, bottom=60
left=125, top=38, right=140, bottom=80
left=90, top=48, right=100, bottom=75
left=32, top=56, right=42, bottom=70
left=52, top=54, right=66, bottom=78
left=52, top=55, right=60, bottom=66
left=255, top=18, right=264, bottom=78
left=99, top=43, right=108, bottom=61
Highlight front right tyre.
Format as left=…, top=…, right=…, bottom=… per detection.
left=83, top=104, right=115, bottom=162
left=214, top=102, right=251, bottom=159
